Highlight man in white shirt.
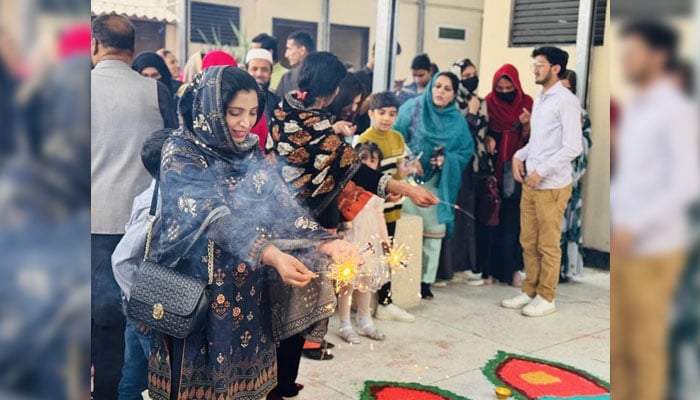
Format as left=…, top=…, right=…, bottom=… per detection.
left=610, top=21, right=699, bottom=400
left=501, top=46, right=582, bottom=317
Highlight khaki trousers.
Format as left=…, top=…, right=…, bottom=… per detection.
left=610, top=251, right=686, bottom=400
left=519, top=184, right=572, bottom=301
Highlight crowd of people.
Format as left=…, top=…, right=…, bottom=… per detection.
left=91, top=12, right=591, bottom=400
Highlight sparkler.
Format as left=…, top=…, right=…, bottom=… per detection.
left=440, top=201, right=476, bottom=220
left=382, top=241, right=411, bottom=270
left=322, top=243, right=375, bottom=293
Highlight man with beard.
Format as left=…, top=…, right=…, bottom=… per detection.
left=245, top=48, right=281, bottom=150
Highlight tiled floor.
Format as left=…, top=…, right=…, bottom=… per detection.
left=296, top=267, right=610, bottom=400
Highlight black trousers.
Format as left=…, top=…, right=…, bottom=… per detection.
left=271, top=334, right=305, bottom=397
left=476, top=199, right=523, bottom=284
left=91, top=234, right=126, bottom=400
left=377, top=221, right=397, bottom=305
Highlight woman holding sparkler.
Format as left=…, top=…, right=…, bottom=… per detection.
left=394, top=72, right=474, bottom=300
left=267, top=51, right=438, bottom=400
left=146, top=66, right=353, bottom=400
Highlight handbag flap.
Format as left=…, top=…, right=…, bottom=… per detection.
left=130, top=260, right=207, bottom=317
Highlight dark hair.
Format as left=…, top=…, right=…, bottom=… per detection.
left=369, top=91, right=400, bottom=111
left=411, top=54, right=432, bottom=71
left=251, top=33, right=279, bottom=62
left=354, top=142, right=384, bottom=165
left=430, top=63, right=439, bottom=76
left=288, top=31, right=315, bottom=53
left=531, top=46, right=569, bottom=79
left=219, top=67, right=265, bottom=126
left=298, top=51, right=347, bottom=106
left=327, top=73, right=365, bottom=121
left=435, top=71, right=459, bottom=93
left=91, top=14, right=135, bottom=51
left=141, top=129, right=172, bottom=178
left=621, top=20, right=678, bottom=70
left=562, top=69, right=577, bottom=94
left=460, top=58, right=476, bottom=72
left=132, top=51, right=173, bottom=90
left=178, top=83, right=195, bottom=132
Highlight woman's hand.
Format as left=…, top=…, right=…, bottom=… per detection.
left=413, top=159, right=425, bottom=177
left=519, top=108, right=531, bottom=125
left=430, top=155, right=445, bottom=169
left=485, top=136, right=497, bottom=155
left=262, top=245, right=316, bottom=287
left=318, top=239, right=360, bottom=261
left=333, top=121, right=357, bottom=137
left=467, top=95, right=481, bottom=115
left=386, top=180, right=438, bottom=208
left=407, top=184, right=439, bottom=207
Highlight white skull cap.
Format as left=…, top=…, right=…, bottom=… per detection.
left=245, top=48, right=273, bottom=65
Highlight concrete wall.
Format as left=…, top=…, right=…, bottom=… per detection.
left=481, top=0, right=611, bottom=252
left=176, top=0, right=483, bottom=84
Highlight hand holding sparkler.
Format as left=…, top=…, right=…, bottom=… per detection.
left=261, top=245, right=315, bottom=287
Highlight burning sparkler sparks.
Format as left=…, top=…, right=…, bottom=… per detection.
left=382, top=241, right=411, bottom=270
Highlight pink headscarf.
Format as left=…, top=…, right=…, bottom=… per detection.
left=58, top=24, right=92, bottom=59
left=201, top=50, right=238, bottom=69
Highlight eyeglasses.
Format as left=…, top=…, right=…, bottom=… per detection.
left=531, top=62, right=551, bottom=70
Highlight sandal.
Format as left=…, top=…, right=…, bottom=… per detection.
left=339, top=326, right=361, bottom=344
left=301, top=348, right=334, bottom=360
left=303, top=339, right=335, bottom=350
left=357, top=324, right=385, bottom=341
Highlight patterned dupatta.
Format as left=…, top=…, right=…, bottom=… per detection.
left=153, top=67, right=338, bottom=341
left=266, top=91, right=362, bottom=217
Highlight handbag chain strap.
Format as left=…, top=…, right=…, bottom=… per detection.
left=142, top=178, right=214, bottom=285
left=207, top=240, right=214, bottom=285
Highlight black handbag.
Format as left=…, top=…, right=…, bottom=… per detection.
left=126, top=179, right=213, bottom=339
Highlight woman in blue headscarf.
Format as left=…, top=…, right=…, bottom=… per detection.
left=394, top=71, right=474, bottom=300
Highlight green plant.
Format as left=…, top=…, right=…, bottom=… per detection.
left=197, top=19, right=249, bottom=62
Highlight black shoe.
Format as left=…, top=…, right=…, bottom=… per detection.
left=421, top=282, right=434, bottom=300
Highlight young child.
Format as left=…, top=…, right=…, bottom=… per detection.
left=357, top=91, right=416, bottom=323
left=337, top=142, right=391, bottom=343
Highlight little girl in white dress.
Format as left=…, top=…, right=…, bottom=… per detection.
left=336, top=143, right=391, bottom=343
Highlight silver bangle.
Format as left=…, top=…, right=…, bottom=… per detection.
left=377, top=174, right=393, bottom=199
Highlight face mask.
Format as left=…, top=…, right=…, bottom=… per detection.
left=496, top=90, right=517, bottom=103
left=461, top=76, right=479, bottom=93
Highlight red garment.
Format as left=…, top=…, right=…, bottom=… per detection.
left=484, top=64, right=534, bottom=181
left=58, top=24, right=91, bottom=59
left=250, top=113, right=268, bottom=151
left=201, top=50, right=238, bottom=70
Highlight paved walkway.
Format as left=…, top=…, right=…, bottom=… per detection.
left=297, top=267, right=610, bottom=399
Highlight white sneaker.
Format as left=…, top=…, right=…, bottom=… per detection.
left=501, top=293, right=534, bottom=309
left=522, top=295, right=556, bottom=317
left=463, top=270, right=483, bottom=281
left=433, top=281, right=448, bottom=288
left=451, top=271, right=485, bottom=286
left=375, top=303, right=416, bottom=322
